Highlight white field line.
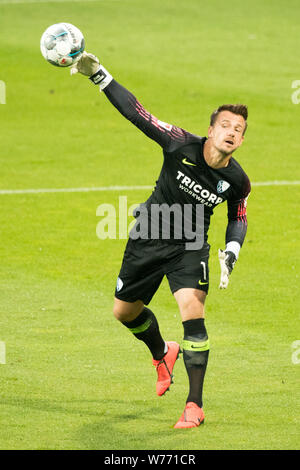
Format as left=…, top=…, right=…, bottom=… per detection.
left=0, top=185, right=154, bottom=195
left=251, top=180, right=300, bottom=187
left=0, top=181, right=299, bottom=195
left=0, top=0, right=116, bottom=4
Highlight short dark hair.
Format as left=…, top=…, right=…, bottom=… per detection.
left=210, top=104, right=248, bottom=135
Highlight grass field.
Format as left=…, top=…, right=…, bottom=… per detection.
left=0, top=0, right=299, bottom=450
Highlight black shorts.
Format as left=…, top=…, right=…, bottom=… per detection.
left=115, top=237, right=210, bottom=305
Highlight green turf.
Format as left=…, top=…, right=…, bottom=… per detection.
left=0, top=0, right=299, bottom=450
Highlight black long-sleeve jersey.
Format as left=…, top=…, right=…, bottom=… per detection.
left=104, top=79, right=251, bottom=247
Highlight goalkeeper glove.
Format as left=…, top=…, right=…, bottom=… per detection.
left=218, top=249, right=237, bottom=289
left=70, top=51, right=113, bottom=90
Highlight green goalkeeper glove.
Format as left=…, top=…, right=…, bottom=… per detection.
left=70, top=51, right=113, bottom=90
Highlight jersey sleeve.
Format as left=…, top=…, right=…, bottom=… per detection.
left=103, top=79, right=192, bottom=152
left=225, top=175, right=251, bottom=247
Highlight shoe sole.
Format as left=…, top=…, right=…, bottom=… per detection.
left=174, top=419, right=204, bottom=429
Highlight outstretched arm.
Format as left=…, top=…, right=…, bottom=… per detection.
left=71, top=52, right=190, bottom=151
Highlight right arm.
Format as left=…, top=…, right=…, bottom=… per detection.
left=71, top=52, right=192, bottom=151
left=103, top=78, right=189, bottom=151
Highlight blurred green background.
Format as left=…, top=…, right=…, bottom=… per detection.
left=0, top=0, right=299, bottom=450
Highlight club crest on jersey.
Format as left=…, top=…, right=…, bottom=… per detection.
left=217, top=180, right=230, bottom=193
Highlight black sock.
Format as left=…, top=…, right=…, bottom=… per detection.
left=182, top=318, right=209, bottom=408
left=122, top=307, right=166, bottom=360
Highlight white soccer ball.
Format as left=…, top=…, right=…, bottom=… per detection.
left=40, top=23, right=85, bottom=67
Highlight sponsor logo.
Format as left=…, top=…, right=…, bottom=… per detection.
left=198, top=280, right=208, bottom=286
left=176, top=171, right=224, bottom=206
left=182, top=157, right=197, bottom=167
left=65, top=24, right=77, bottom=44
left=217, top=180, right=230, bottom=193
left=93, top=70, right=106, bottom=84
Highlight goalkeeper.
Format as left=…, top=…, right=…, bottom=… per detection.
left=71, top=53, right=251, bottom=429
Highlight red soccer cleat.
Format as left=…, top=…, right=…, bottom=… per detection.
left=152, top=341, right=181, bottom=396
left=174, top=402, right=205, bottom=429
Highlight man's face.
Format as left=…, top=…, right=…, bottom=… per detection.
left=207, top=110, right=246, bottom=155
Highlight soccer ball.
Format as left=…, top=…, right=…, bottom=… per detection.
left=40, top=23, right=85, bottom=67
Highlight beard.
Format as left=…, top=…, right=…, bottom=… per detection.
left=216, top=141, right=237, bottom=157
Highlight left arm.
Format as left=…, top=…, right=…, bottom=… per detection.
left=219, top=176, right=251, bottom=289
left=226, top=193, right=249, bottom=247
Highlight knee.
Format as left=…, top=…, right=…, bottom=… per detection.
left=112, top=298, right=144, bottom=322
left=112, top=303, right=122, bottom=321
left=182, top=298, right=205, bottom=320
left=112, top=300, right=126, bottom=321
left=176, top=292, right=206, bottom=321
